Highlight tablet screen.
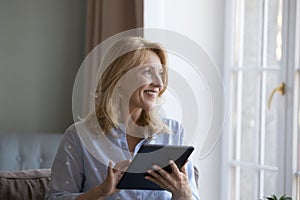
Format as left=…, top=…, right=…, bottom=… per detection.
left=116, top=144, right=194, bottom=190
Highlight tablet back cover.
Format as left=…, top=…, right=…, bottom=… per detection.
left=116, top=144, right=194, bottom=190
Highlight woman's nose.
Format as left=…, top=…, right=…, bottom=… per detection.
left=151, top=72, right=163, bottom=87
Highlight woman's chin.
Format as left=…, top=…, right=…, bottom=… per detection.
left=141, top=101, right=156, bottom=110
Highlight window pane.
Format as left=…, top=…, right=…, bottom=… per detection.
left=263, top=171, right=277, bottom=197
left=240, top=72, right=261, bottom=163
left=264, top=71, right=280, bottom=166
left=241, top=0, right=261, bottom=66
left=267, top=0, right=283, bottom=66
left=240, top=168, right=259, bottom=200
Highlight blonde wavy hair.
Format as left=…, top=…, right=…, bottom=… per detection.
left=87, top=37, right=170, bottom=136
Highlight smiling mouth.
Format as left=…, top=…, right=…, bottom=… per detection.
left=144, top=90, right=159, bottom=98
left=144, top=90, right=157, bottom=95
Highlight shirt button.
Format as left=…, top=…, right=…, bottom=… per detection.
left=137, top=195, right=141, bottom=199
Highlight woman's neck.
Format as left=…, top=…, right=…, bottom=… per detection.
left=121, top=109, right=150, bottom=153
left=126, top=133, right=143, bottom=153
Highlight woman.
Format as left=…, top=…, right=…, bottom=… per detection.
left=46, top=37, right=200, bottom=200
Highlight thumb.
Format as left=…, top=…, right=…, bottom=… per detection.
left=107, top=160, right=114, bottom=178
left=181, top=160, right=189, bottom=175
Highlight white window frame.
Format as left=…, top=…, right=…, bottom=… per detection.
left=292, top=0, right=300, bottom=198
left=221, top=0, right=299, bottom=199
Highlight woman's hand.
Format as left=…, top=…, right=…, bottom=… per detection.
left=145, top=160, right=192, bottom=200
left=98, top=160, right=131, bottom=196
left=77, top=160, right=131, bottom=200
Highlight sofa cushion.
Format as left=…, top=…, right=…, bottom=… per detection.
left=0, top=169, right=51, bottom=200
left=0, top=133, right=62, bottom=171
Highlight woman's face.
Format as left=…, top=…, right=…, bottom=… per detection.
left=117, top=51, right=164, bottom=114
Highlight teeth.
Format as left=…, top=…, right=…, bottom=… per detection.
left=145, top=90, right=156, bottom=95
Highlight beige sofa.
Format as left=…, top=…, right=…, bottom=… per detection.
left=0, top=169, right=51, bottom=200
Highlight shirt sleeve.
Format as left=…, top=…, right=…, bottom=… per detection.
left=175, top=120, right=200, bottom=200
left=186, top=160, right=200, bottom=200
left=45, top=126, right=84, bottom=200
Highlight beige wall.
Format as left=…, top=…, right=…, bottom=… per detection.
left=0, top=0, right=86, bottom=133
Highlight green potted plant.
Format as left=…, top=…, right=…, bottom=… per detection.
left=262, top=194, right=292, bottom=200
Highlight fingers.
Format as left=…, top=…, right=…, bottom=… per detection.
left=107, top=161, right=113, bottom=177
left=107, top=160, right=123, bottom=186
left=118, top=159, right=131, bottom=170
left=147, top=160, right=183, bottom=179
left=146, top=166, right=172, bottom=191
left=107, top=160, right=120, bottom=186
left=113, top=159, right=131, bottom=173
left=145, top=160, right=190, bottom=191
left=180, top=160, right=189, bottom=175
left=169, top=160, right=181, bottom=176
left=145, top=173, right=168, bottom=190
left=153, top=164, right=171, bottom=178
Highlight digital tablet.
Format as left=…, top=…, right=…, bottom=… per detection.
left=116, top=144, right=194, bottom=190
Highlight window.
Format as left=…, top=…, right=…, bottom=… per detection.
left=296, top=11, right=300, bottom=198
left=223, top=0, right=299, bottom=199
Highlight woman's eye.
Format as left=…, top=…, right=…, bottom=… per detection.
left=143, top=70, right=152, bottom=75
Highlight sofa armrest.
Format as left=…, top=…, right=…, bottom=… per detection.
left=0, top=169, right=51, bottom=200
